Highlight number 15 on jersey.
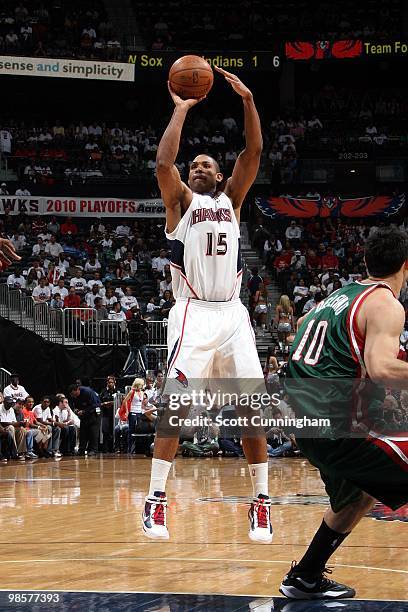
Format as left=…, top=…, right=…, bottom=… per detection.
left=206, top=232, right=228, bottom=256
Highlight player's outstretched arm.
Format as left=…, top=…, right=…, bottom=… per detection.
left=0, top=238, right=21, bottom=270
left=214, top=66, right=262, bottom=211
left=363, top=289, right=408, bottom=388
left=156, top=84, right=204, bottom=230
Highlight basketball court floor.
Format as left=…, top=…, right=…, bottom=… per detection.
left=0, top=456, right=406, bottom=611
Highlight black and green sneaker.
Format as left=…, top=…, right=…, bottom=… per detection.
left=279, top=561, right=356, bottom=600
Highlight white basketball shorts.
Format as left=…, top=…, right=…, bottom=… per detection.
left=165, top=298, right=265, bottom=394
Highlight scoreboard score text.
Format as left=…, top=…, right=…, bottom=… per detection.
left=128, top=51, right=280, bottom=71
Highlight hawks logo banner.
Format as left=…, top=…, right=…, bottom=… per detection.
left=285, top=40, right=363, bottom=60
left=255, top=194, right=405, bottom=219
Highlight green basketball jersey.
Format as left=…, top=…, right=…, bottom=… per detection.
left=286, top=281, right=393, bottom=436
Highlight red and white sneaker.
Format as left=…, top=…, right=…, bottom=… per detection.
left=142, top=491, right=169, bottom=540
left=248, top=494, right=273, bottom=543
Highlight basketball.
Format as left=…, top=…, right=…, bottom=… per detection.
left=169, top=55, right=214, bottom=99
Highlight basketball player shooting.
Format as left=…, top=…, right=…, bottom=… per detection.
left=142, top=66, right=273, bottom=543
left=279, top=226, right=408, bottom=599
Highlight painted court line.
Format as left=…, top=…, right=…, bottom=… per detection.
left=0, top=557, right=405, bottom=574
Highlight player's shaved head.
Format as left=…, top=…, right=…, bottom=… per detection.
left=188, top=154, right=223, bottom=194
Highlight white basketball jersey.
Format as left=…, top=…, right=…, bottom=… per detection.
left=165, top=192, right=242, bottom=301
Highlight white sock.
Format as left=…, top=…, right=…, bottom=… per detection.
left=248, top=462, right=269, bottom=498
left=148, top=458, right=172, bottom=497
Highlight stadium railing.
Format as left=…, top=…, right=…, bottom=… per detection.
left=0, top=368, right=11, bottom=393
left=0, top=284, right=168, bottom=347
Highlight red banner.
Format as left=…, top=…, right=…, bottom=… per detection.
left=285, top=40, right=363, bottom=60
left=256, top=194, right=405, bottom=219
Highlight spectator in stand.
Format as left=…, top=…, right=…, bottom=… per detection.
left=21, top=396, right=44, bottom=459
left=46, top=262, right=63, bottom=286
left=275, top=294, right=294, bottom=354
left=303, top=290, right=323, bottom=315
left=94, top=297, right=108, bottom=322
left=32, top=237, right=45, bottom=257
left=274, top=249, right=291, bottom=288
left=307, top=249, right=322, bottom=272
left=3, top=374, right=28, bottom=402
left=57, top=253, right=70, bottom=271
left=0, top=397, right=21, bottom=460
left=321, top=246, right=339, bottom=270
left=159, top=271, right=172, bottom=296
left=69, top=269, right=87, bottom=294
left=69, top=383, right=101, bottom=457
left=328, top=279, right=343, bottom=295
left=15, top=184, right=31, bottom=196
left=121, top=286, right=139, bottom=311
left=32, top=396, right=61, bottom=458
left=159, top=290, right=174, bottom=319
left=7, top=267, right=26, bottom=290
left=45, top=235, right=63, bottom=259
left=51, top=293, right=64, bottom=309
left=52, top=278, right=68, bottom=300
left=64, top=286, right=81, bottom=308
left=14, top=398, right=38, bottom=459
left=25, top=270, right=39, bottom=294
left=53, top=394, right=77, bottom=455
left=85, top=284, right=104, bottom=307
left=47, top=217, right=60, bottom=235
left=32, top=277, right=51, bottom=303
left=105, top=287, right=118, bottom=309
left=263, top=235, right=282, bottom=267
left=309, top=275, right=325, bottom=296
left=60, top=217, right=78, bottom=236
left=333, top=239, right=345, bottom=260
left=266, top=408, right=297, bottom=458
left=84, top=255, right=101, bottom=273
left=285, top=220, right=302, bottom=244
left=10, top=232, right=26, bottom=252
left=145, top=296, right=161, bottom=319
left=151, top=249, right=170, bottom=275
left=123, top=252, right=138, bottom=277
left=264, top=346, right=280, bottom=394
left=88, top=271, right=104, bottom=292
left=99, top=376, right=117, bottom=453
left=109, top=301, right=126, bottom=321
left=115, top=220, right=131, bottom=238
left=340, top=270, right=353, bottom=286
left=292, top=278, right=309, bottom=315
left=290, top=250, right=306, bottom=271
left=27, top=260, right=45, bottom=281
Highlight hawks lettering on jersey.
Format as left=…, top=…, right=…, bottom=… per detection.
left=165, top=192, right=242, bottom=302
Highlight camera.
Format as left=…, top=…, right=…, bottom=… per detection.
left=128, top=314, right=148, bottom=348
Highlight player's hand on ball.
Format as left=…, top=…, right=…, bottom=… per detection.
left=167, top=82, right=206, bottom=110
left=214, top=66, right=252, bottom=100
left=0, top=238, right=21, bottom=269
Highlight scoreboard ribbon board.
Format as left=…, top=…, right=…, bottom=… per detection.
left=127, top=51, right=280, bottom=70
